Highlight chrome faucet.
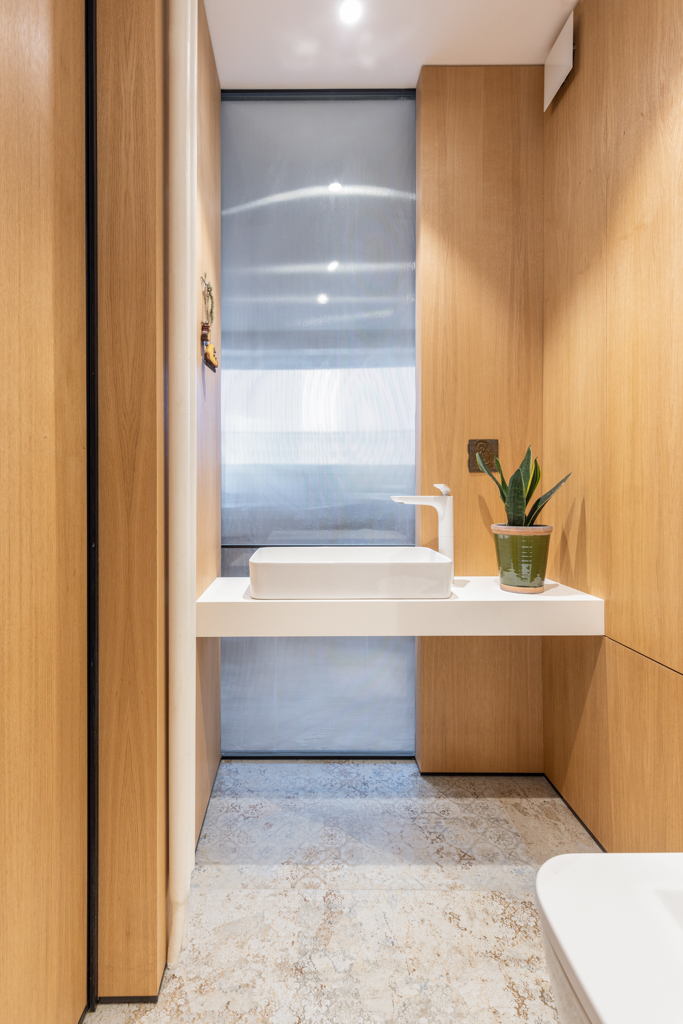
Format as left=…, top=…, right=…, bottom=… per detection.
left=391, top=485, right=454, bottom=575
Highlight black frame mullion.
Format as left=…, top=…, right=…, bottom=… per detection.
left=221, top=88, right=415, bottom=101
left=85, top=0, right=99, bottom=1011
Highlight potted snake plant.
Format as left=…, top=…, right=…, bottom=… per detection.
left=477, top=447, right=570, bottom=593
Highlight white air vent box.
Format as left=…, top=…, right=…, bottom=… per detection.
left=544, top=12, right=574, bottom=111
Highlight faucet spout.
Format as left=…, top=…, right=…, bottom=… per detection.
left=391, top=485, right=454, bottom=576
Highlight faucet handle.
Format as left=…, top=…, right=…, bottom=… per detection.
left=434, top=484, right=451, bottom=496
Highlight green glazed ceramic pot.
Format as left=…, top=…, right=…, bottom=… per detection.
left=491, top=524, right=553, bottom=593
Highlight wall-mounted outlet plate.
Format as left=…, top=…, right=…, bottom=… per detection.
left=468, top=439, right=499, bottom=473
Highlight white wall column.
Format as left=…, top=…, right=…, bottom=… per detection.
left=167, top=0, right=198, bottom=968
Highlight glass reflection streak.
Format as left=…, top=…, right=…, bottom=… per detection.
left=220, top=98, right=417, bottom=547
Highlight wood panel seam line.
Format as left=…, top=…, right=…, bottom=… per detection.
left=85, top=0, right=100, bottom=1008
left=603, top=635, right=683, bottom=680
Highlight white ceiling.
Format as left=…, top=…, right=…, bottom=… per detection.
left=204, top=0, right=576, bottom=91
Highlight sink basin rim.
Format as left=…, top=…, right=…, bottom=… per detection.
left=249, top=545, right=451, bottom=565
left=249, top=546, right=453, bottom=600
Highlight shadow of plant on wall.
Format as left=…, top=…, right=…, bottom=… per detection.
left=556, top=498, right=588, bottom=591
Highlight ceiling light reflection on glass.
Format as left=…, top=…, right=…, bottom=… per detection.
left=317, top=293, right=330, bottom=304
left=339, top=0, right=362, bottom=25
left=221, top=184, right=415, bottom=217
left=327, top=261, right=340, bottom=272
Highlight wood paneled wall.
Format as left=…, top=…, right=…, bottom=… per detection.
left=416, top=67, right=544, bottom=772
left=420, top=638, right=543, bottom=773
left=543, top=0, right=683, bottom=849
left=98, top=0, right=167, bottom=997
left=418, top=67, right=544, bottom=571
left=195, top=0, right=222, bottom=844
left=0, top=0, right=87, bottom=1020
left=544, top=637, right=683, bottom=852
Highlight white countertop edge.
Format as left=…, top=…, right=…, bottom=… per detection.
left=196, top=576, right=605, bottom=637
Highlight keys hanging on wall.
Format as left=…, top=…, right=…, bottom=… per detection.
left=201, top=273, right=218, bottom=373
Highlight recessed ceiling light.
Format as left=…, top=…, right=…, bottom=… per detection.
left=327, top=261, right=340, bottom=272
left=317, top=293, right=329, bottom=304
left=339, top=0, right=362, bottom=25
left=328, top=181, right=342, bottom=192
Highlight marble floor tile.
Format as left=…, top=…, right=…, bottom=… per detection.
left=499, top=798, right=600, bottom=866
left=475, top=776, right=559, bottom=801
left=92, top=759, right=600, bottom=1023
left=93, top=889, right=557, bottom=1024
left=197, top=762, right=537, bottom=877
left=190, top=861, right=540, bottom=897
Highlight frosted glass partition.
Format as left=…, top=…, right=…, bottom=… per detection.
left=221, top=637, right=416, bottom=756
left=221, top=98, right=416, bottom=545
left=221, top=95, right=416, bottom=755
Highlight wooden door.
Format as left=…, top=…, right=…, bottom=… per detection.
left=0, top=0, right=88, bottom=1021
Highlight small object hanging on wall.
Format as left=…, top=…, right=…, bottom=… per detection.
left=468, top=439, right=499, bottom=473
left=200, top=273, right=218, bottom=372
left=201, top=320, right=218, bottom=372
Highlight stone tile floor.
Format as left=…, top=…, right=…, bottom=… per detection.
left=93, top=759, right=600, bottom=1023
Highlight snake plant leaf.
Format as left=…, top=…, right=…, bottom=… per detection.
left=494, top=457, right=508, bottom=499
left=505, top=468, right=526, bottom=526
left=476, top=452, right=506, bottom=503
left=525, top=473, right=572, bottom=526
left=526, top=458, right=541, bottom=504
left=519, top=446, right=533, bottom=496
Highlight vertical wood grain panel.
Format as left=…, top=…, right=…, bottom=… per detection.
left=0, top=0, right=87, bottom=1019
left=196, top=0, right=222, bottom=844
left=416, top=67, right=544, bottom=772
left=543, top=637, right=611, bottom=843
left=603, top=0, right=683, bottom=670
left=98, top=0, right=167, bottom=996
left=543, top=0, right=683, bottom=849
left=545, top=0, right=683, bottom=672
left=418, top=66, right=544, bottom=570
left=544, top=637, right=683, bottom=852
left=543, top=0, right=609, bottom=602
left=421, top=638, right=543, bottom=773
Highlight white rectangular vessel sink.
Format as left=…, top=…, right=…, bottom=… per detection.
left=249, top=546, right=453, bottom=600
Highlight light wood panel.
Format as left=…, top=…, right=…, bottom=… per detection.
left=544, top=0, right=683, bottom=673
left=416, top=67, right=544, bottom=772
left=418, top=66, right=544, bottom=571
left=542, top=636, right=610, bottom=842
left=544, top=636, right=683, bottom=852
left=543, top=0, right=683, bottom=848
left=98, top=0, right=167, bottom=997
left=419, top=638, right=543, bottom=773
left=543, top=0, right=609, bottom=602
left=603, top=0, right=683, bottom=671
left=196, top=639, right=221, bottom=842
left=0, top=0, right=87, bottom=1019
left=195, top=0, right=222, bottom=844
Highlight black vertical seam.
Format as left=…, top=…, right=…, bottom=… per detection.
left=85, top=0, right=99, bottom=1011
left=220, top=88, right=416, bottom=101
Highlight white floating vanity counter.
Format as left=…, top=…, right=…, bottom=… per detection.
left=196, top=576, right=604, bottom=638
